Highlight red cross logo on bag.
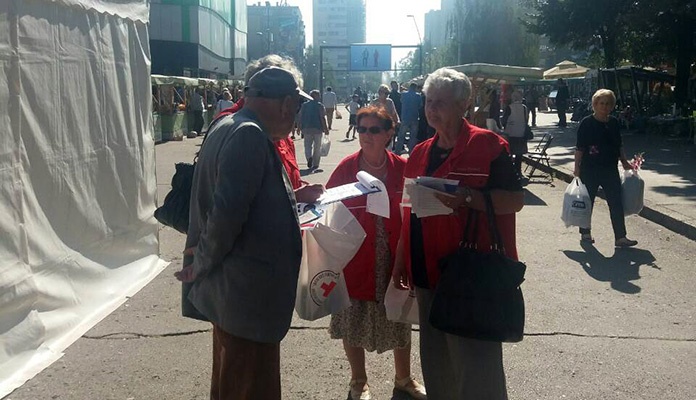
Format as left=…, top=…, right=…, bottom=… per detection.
left=309, top=270, right=341, bottom=305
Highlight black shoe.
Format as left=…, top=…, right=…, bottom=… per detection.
left=307, top=157, right=313, bottom=169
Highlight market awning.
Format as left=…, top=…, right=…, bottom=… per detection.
left=151, top=74, right=199, bottom=87
left=543, top=60, right=589, bottom=79
left=450, top=63, right=544, bottom=84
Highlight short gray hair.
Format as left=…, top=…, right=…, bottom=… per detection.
left=245, top=54, right=304, bottom=88
left=423, top=68, right=472, bottom=103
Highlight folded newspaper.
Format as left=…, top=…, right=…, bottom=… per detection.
left=404, top=176, right=460, bottom=218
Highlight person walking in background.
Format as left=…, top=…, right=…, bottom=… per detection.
left=371, top=84, right=400, bottom=127
left=323, top=86, right=338, bottom=130
left=526, top=86, right=539, bottom=127
left=214, top=90, right=234, bottom=118
left=502, top=90, right=529, bottom=178
left=389, top=80, right=403, bottom=120
left=327, top=106, right=426, bottom=400
left=345, top=94, right=362, bottom=139
left=190, top=88, right=205, bottom=135
left=556, top=78, right=570, bottom=127
left=416, top=85, right=434, bottom=144
left=489, top=89, right=502, bottom=131
left=574, top=89, right=638, bottom=247
left=177, top=66, right=312, bottom=400
left=372, top=84, right=400, bottom=150
left=392, top=67, right=524, bottom=400
left=395, top=83, right=421, bottom=154
left=298, top=90, right=330, bottom=171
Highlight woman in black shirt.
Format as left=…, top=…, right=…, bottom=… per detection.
left=573, top=89, right=638, bottom=247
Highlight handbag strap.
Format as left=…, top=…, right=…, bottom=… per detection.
left=460, top=208, right=479, bottom=249
left=482, top=191, right=506, bottom=254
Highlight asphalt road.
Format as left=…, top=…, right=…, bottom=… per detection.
left=7, top=111, right=696, bottom=400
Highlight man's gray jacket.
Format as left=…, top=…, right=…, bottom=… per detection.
left=184, top=108, right=302, bottom=343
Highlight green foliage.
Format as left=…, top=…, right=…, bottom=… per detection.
left=526, top=0, right=695, bottom=69
left=452, top=0, right=539, bottom=66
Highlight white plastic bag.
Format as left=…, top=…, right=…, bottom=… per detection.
left=320, top=134, right=331, bottom=157
left=384, top=280, right=419, bottom=325
left=295, top=202, right=366, bottom=321
left=561, top=177, right=592, bottom=228
left=622, top=169, right=644, bottom=216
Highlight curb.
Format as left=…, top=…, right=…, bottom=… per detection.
left=522, top=157, right=696, bottom=242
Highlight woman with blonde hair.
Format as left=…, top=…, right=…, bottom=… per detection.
left=574, top=89, right=638, bottom=247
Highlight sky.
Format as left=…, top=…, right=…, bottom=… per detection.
left=247, top=0, right=443, bottom=51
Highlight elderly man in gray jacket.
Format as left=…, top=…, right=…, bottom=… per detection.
left=176, top=66, right=312, bottom=400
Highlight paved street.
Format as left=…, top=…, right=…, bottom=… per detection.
left=7, top=110, right=696, bottom=400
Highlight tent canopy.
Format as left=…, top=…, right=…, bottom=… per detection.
left=451, top=63, right=544, bottom=85
left=543, top=60, right=589, bottom=79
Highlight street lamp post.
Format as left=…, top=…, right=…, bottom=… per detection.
left=406, top=14, right=423, bottom=76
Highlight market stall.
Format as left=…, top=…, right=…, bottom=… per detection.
left=151, top=74, right=198, bottom=142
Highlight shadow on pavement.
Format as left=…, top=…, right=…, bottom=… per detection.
left=562, top=242, right=658, bottom=294
left=523, top=188, right=548, bottom=206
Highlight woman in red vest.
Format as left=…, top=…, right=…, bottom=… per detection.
left=326, top=106, right=426, bottom=400
left=392, top=68, right=525, bottom=399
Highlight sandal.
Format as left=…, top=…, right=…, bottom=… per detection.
left=580, top=234, right=595, bottom=244
left=348, top=379, right=371, bottom=400
left=394, top=376, right=427, bottom=400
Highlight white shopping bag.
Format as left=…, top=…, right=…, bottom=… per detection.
left=384, top=280, right=419, bottom=325
left=621, top=169, right=644, bottom=216
left=320, top=134, right=331, bottom=157
left=561, top=177, right=592, bottom=228
left=295, top=202, right=366, bottom=321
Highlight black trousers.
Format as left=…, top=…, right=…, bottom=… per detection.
left=193, top=110, right=205, bottom=134
left=579, top=167, right=627, bottom=240
left=557, top=106, right=567, bottom=127
left=529, top=106, right=536, bottom=126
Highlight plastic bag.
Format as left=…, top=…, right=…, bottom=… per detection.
left=384, top=280, right=419, bottom=325
left=295, top=202, right=366, bottom=321
left=320, top=134, right=331, bottom=157
left=622, top=169, right=644, bottom=216
left=335, top=109, right=343, bottom=119
left=561, top=177, right=592, bottom=228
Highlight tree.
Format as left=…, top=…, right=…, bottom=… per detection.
left=526, top=0, right=695, bottom=109
left=451, top=0, right=539, bottom=66
left=525, top=0, right=634, bottom=68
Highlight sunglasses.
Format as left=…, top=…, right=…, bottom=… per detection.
left=356, top=126, right=385, bottom=134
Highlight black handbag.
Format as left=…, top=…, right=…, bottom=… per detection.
left=154, top=161, right=195, bottom=234
left=429, top=191, right=526, bottom=342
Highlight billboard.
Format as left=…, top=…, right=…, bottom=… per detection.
left=350, top=44, right=392, bottom=71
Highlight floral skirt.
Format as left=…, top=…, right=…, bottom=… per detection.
left=329, top=218, right=411, bottom=353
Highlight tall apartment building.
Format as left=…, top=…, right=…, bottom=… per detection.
left=424, top=8, right=447, bottom=49
left=247, top=2, right=306, bottom=68
left=313, top=0, right=366, bottom=95
left=149, top=0, right=248, bottom=79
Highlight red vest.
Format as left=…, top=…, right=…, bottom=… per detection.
left=326, top=151, right=406, bottom=300
left=402, top=119, right=518, bottom=289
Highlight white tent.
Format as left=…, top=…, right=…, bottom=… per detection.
left=0, top=0, right=166, bottom=397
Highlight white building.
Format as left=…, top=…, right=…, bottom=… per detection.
left=313, top=0, right=366, bottom=94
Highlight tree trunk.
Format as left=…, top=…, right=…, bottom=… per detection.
left=674, top=17, right=693, bottom=114
left=600, top=30, right=618, bottom=68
